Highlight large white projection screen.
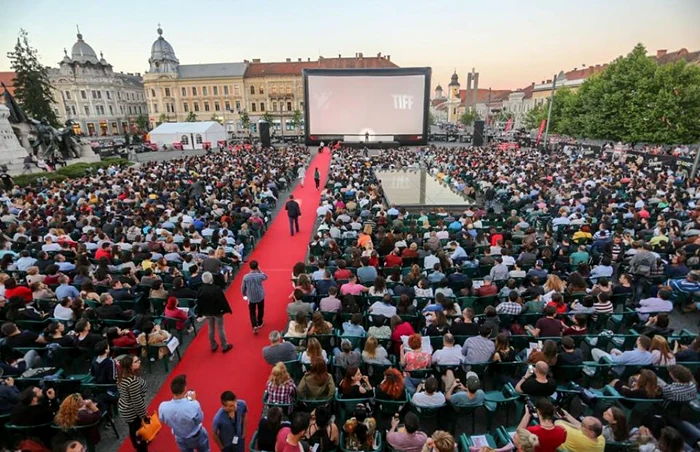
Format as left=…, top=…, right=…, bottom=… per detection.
left=307, top=74, right=427, bottom=138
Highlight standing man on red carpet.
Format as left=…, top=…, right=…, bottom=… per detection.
left=197, top=272, right=233, bottom=353
left=314, top=168, right=321, bottom=190
left=241, top=260, right=267, bottom=334
left=285, top=195, right=301, bottom=237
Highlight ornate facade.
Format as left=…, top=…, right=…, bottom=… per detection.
left=144, top=26, right=397, bottom=135
left=49, top=30, right=146, bottom=138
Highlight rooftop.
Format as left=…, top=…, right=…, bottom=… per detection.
left=177, top=63, right=247, bottom=79
left=244, top=53, right=397, bottom=78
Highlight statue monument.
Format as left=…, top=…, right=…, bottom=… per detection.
left=0, top=83, right=99, bottom=174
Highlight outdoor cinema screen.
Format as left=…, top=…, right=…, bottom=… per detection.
left=304, top=67, right=431, bottom=144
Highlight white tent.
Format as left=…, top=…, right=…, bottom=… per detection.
left=148, top=121, right=225, bottom=150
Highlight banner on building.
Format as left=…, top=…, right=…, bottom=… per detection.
left=535, top=119, right=546, bottom=146
left=505, top=118, right=513, bottom=133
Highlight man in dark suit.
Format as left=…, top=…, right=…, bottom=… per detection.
left=285, top=194, right=301, bottom=237
left=197, top=272, right=233, bottom=353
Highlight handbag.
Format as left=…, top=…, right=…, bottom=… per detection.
left=137, top=412, right=162, bottom=442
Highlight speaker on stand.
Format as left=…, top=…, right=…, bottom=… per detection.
left=472, top=120, right=485, bottom=147
left=259, top=120, right=271, bottom=148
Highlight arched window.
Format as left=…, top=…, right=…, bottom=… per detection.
left=181, top=135, right=189, bottom=145
left=250, top=85, right=255, bottom=95
left=195, top=134, right=202, bottom=144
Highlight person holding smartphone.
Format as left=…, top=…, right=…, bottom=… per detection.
left=516, top=398, right=566, bottom=452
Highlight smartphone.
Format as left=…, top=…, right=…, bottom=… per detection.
left=528, top=365, right=534, bottom=374
left=186, top=390, right=194, bottom=400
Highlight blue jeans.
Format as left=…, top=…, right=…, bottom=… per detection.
left=175, top=428, right=210, bottom=452
left=404, top=377, right=423, bottom=396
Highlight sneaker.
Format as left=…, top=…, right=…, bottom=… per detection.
left=211, top=344, right=219, bottom=352
left=253, top=327, right=259, bottom=335
left=258, top=321, right=264, bottom=329
left=222, top=344, right=233, bottom=353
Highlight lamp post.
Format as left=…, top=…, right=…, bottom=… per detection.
left=542, top=74, right=557, bottom=150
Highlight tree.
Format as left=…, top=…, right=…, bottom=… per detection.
left=157, top=113, right=169, bottom=126
left=524, top=103, right=547, bottom=130
left=185, top=111, right=197, bottom=122
left=458, top=109, right=480, bottom=127
left=123, top=132, right=131, bottom=145
left=239, top=110, right=250, bottom=133
left=210, top=114, right=223, bottom=124
left=7, top=29, right=58, bottom=126
left=135, top=114, right=148, bottom=131
left=261, top=111, right=274, bottom=124
left=428, top=111, right=437, bottom=125
left=290, top=109, right=303, bottom=131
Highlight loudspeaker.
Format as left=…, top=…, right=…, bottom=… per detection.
left=259, top=121, right=271, bottom=147
left=473, top=120, right=485, bottom=147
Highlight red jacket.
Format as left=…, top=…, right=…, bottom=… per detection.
left=384, top=254, right=403, bottom=268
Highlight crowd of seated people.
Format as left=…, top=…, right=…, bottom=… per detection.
left=0, top=145, right=308, bottom=450
left=249, top=145, right=700, bottom=451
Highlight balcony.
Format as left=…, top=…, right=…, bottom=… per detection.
left=269, top=92, right=294, bottom=99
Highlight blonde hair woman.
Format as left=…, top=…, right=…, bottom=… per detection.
left=543, top=275, right=566, bottom=302
left=265, top=362, right=296, bottom=406
left=362, top=335, right=391, bottom=365
left=301, top=337, right=328, bottom=364
left=650, top=335, right=676, bottom=366
left=285, top=312, right=309, bottom=338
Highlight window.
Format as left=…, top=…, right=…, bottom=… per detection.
left=194, top=102, right=199, bottom=112
left=260, top=102, right=265, bottom=112
left=64, top=91, right=71, bottom=100
left=272, top=102, right=277, bottom=111
left=192, top=87, right=197, bottom=96
left=213, top=86, right=218, bottom=96
left=204, top=102, right=210, bottom=112
left=109, top=105, right=113, bottom=115
left=250, top=123, right=257, bottom=132
left=81, top=90, right=87, bottom=99
left=91, top=90, right=96, bottom=99
left=71, top=106, right=76, bottom=115
left=300, top=101, right=304, bottom=109
left=286, top=120, right=296, bottom=131
left=195, top=134, right=203, bottom=144
left=224, top=101, right=230, bottom=111
left=106, top=91, right=111, bottom=100
left=182, top=87, right=187, bottom=97
left=181, top=135, right=189, bottom=145
left=84, top=105, right=90, bottom=115
left=259, top=87, right=264, bottom=95
left=165, top=87, right=171, bottom=97
left=223, top=86, right=229, bottom=95
left=117, top=92, right=121, bottom=100
left=97, top=91, right=102, bottom=99
left=286, top=86, right=292, bottom=95
left=271, top=86, right=277, bottom=95
left=235, top=101, right=241, bottom=110
left=128, top=106, right=132, bottom=114
left=183, top=103, right=189, bottom=112
left=234, top=85, right=240, bottom=96
left=203, top=87, right=208, bottom=96
left=153, top=103, right=158, bottom=113
left=119, top=106, right=123, bottom=114
left=214, top=102, right=220, bottom=111
left=287, top=101, right=292, bottom=111
left=251, top=103, right=256, bottom=112
left=131, top=92, right=135, bottom=100
left=250, top=85, right=255, bottom=95
left=151, top=89, right=156, bottom=97
left=65, top=105, right=71, bottom=115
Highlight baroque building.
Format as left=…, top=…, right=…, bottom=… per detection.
left=49, top=29, right=146, bottom=138
left=144, top=25, right=397, bottom=135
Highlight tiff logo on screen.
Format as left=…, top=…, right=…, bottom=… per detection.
left=392, top=94, right=414, bottom=110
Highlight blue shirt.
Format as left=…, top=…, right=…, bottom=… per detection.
left=159, top=398, right=204, bottom=439
left=212, top=401, right=248, bottom=452
left=56, top=284, right=80, bottom=300
left=611, top=349, right=653, bottom=375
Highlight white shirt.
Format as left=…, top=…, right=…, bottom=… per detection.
left=423, top=255, right=440, bottom=269
left=432, top=346, right=464, bottom=365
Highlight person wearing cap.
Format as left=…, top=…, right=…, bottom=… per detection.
left=526, top=260, right=548, bottom=281
left=445, top=372, right=485, bottom=407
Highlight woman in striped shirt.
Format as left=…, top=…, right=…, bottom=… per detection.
left=118, top=355, right=148, bottom=452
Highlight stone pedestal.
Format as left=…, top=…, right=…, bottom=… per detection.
left=0, top=105, right=29, bottom=165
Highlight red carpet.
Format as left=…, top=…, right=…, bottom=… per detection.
left=119, top=149, right=331, bottom=451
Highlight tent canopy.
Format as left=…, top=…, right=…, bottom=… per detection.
left=148, top=121, right=225, bottom=149
left=149, top=121, right=224, bottom=135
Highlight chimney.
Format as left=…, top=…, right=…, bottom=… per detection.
left=338, top=54, right=341, bottom=58
left=657, top=49, right=667, bottom=58
left=573, top=67, right=577, bottom=71
left=286, top=58, right=291, bottom=62
left=252, top=58, right=261, bottom=63
left=377, top=52, right=381, bottom=58
left=244, top=59, right=249, bottom=63
left=359, top=52, right=363, bottom=58
left=541, top=80, right=544, bottom=84
left=136, top=72, right=141, bottom=77
left=319, top=56, right=323, bottom=60
left=298, top=58, right=301, bottom=62
left=546, top=79, right=552, bottom=83
left=386, top=55, right=390, bottom=60
left=307, top=57, right=311, bottom=62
